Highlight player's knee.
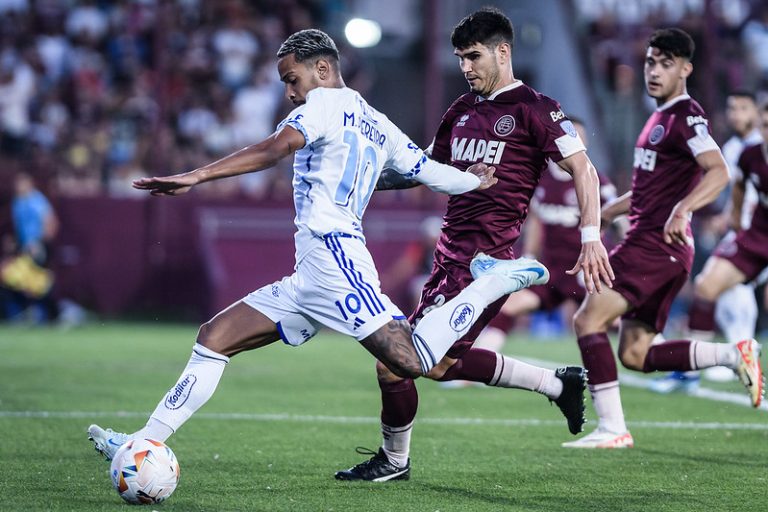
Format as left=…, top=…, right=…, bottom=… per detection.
left=573, top=308, right=597, bottom=336
left=693, top=274, right=719, bottom=302
left=376, top=360, right=402, bottom=383
left=196, top=321, right=230, bottom=355
left=618, top=344, right=646, bottom=371
left=379, top=355, right=423, bottom=379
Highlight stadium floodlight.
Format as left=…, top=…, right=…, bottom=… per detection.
left=344, top=18, right=381, bottom=48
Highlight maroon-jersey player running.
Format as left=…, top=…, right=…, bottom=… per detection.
left=564, top=28, right=762, bottom=450
left=336, top=8, right=613, bottom=481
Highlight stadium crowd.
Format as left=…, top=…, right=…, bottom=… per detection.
left=0, top=0, right=767, bottom=334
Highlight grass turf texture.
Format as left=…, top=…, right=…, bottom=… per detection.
left=0, top=323, right=765, bottom=511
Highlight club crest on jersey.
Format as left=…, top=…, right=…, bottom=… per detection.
left=456, top=114, right=470, bottom=127
left=494, top=115, right=516, bottom=136
left=649, top=124, right=665, bottom=145
left=560, top=120, right=577, bottom=138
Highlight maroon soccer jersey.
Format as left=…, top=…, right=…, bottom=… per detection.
left=625, top=95, right=719, bottom=271
left=533, top=162, right=616, bottom=269
left=429, top=82, right=586, bottom=263
left=737, top=143, right=768, bottom=234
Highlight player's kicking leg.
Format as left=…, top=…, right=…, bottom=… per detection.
left=87, top=302, right=281, bottom=460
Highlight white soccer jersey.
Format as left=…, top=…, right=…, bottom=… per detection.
left=277, top=87, right=426, bottom=262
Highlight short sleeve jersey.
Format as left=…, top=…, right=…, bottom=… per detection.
left=626, top=95, right=720, bottom=270
left=736, top=143, right=768, bottom=234
left=532, top=162, right=616, bottom=267
left=278, top=87, right=425, bottom=260
left=429, top=82, right=586, bottom=263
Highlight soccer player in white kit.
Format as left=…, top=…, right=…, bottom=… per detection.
left=87, top=29, right=558, bottom=463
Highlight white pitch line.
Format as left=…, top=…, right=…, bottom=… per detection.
left=521, top=356, right=768, bottom=412
left=0, top=410, right=766, bottom=430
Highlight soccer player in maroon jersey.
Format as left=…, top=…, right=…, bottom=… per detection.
left=473, top=118, right=618, bottom=356
left=563, top=28, right=763, bottom=449
left=336, top=8, right=614, bottom=481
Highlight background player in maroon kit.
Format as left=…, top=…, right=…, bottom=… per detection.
left=335, top=8, right=614, bottom=481
left=563, top=28, right=762, bottom=450
left=474, top=118, right=618, bottom=355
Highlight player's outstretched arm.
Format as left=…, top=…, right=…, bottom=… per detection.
left=376, top=169, right=422, bottom=191
left=133, top=127, right=306, bottom=196
left=557, top=151, right=614, bottom=293
left=663, top=149, right=729, bottom=245
left=410, top=159, right=496, bottom=195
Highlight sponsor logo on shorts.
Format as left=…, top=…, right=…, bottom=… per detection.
left=164, top=374, right=197, bottom=410
left=494, top=115, right=516, bottom=136
left=649, top=124, right=665, bottom=145
left=271, top=285, right=280, bottom=297
left=449, top=303, right=475, bottom=332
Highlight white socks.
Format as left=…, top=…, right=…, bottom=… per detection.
left=134, top=343, right=229, bottom=442
left=690, top=340, right=739, bottom=370
left=590, top=382, right=627, bottom=434
left=715, top=284, right=758, bottom=342
left=382, top=421, right=413, bottom=469
left=412, top=287, right=489, bottom=372
left=489, top=354, right=563, bottom=399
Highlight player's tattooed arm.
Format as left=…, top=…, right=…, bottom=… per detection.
left=375, top=169, right=422, bottom=191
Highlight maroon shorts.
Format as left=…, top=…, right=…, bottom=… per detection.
left=530, top=258, right=585, bottom=310
left=409, top=248, right=514, bottom=359
left=609, top=238, right=689, bottom=333
left=713, top=228, right=768, bottom=282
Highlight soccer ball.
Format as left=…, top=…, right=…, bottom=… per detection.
left=109, top=438, right=180, bottom=505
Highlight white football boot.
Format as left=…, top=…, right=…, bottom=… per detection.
left=734, top=339, right=764, bottom=408
left=88, top=424, right=130, bottom=460
left=561, top=428, right=634, bottom=449
left=469, top=253, right=550, bottom=294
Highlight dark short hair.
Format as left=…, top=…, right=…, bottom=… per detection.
left=277, top=29, right=339, bottom=65
left=727, top=90, right=757, bottom=103
left=648, top=28, right=695, bottom=60
left=451, top=7, right=514, bottom=51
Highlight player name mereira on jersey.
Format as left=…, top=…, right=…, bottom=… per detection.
left=343, top=111, right=386, bottom=148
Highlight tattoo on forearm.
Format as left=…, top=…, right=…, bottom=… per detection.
left=375, top=169, right=421, bottom=191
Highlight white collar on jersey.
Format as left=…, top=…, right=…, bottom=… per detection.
left=486, top=80, right=525, bottom=101
left=655, top=94, right=691, bottom=112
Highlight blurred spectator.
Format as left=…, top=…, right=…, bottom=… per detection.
left=0, top=50, right=35, bottom=156
left=1, top=172, right=57, bottom=322
left=741, top=4, right=768, bottom=88
left=381, top=215, right=442, bottom=312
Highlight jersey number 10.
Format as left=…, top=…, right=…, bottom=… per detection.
left=334, top=130, right=379, bottom=218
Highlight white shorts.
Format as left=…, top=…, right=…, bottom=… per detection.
left=243, top=233, right=406, bottom=346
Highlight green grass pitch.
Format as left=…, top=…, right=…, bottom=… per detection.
left=1, top=323, right=765, bottom=511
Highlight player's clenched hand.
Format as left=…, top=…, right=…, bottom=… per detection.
left=566, top=241, right=614, bottom=294
left=466, top=163, right=497, bottom=190
left=663, top=210, right=693, bottom=246
left=133, top=172, right=200, bottom=196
